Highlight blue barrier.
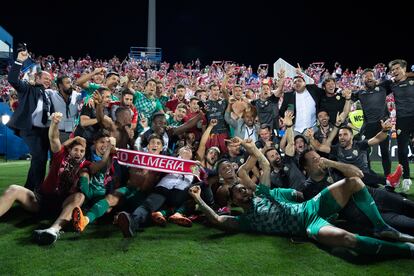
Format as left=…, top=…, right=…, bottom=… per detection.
left=0, top=103, right=29, bottom=160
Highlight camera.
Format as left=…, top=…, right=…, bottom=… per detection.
left=197, top=100, right=208, bottom=113
left=197, top=101, right=205, bottom=108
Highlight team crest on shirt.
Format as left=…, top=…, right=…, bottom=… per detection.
left=409, top=80, right=414, bottom=86
left=336, top=95, right=341, bottom=101
left=375, top=87, right=380, bottom=91
left=397, top=129, right=402, bottom=135
left=265, top=101, right=268, bottom=106
left=361, top=135, right=366, bottom=140
left=283, top=166, right=289, bottom=172
left=327, top=176, right=334, bottom=184
left=190, top=165, right=200, bottom=176
left=352, top=150, right=358, bottom=156
left=240, top=158, right=245, bottom=164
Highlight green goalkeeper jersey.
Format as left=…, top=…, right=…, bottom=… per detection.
left=236, top=184, right=307, bottom=236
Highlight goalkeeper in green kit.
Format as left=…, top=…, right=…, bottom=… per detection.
left=189, top=137, right=414, bottom=258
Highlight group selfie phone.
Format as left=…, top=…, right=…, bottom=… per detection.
left=16, top=42, right=36, bottom=73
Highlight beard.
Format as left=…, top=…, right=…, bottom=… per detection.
left=207, top=158, right=216, bottom=166
left=271, top=159, right=282, bottom=168
left=364, top=80, right=376, bottom=89
left=155, top=129, right=165, bottom=136
left=63, top=87, right=73, bottom=95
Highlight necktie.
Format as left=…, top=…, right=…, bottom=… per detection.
left=41, top=90, right=52, bottom=125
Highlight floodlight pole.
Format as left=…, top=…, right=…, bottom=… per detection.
left=147, top=0, right=156, bottom=49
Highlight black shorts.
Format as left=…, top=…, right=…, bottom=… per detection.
left=34, top=192, right=66, bottom=218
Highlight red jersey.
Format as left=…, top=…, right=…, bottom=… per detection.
left=183, top=111, right=207, bottom=140
left=166, top=98, right=189, bottom=112
left=40, top=147, right=91, bottom=196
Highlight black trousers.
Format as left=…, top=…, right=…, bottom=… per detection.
left=361, top=169, right=386, bottom=188
left=132, top=182, right=214, bottom=225
left=20, top=127, right=50, bottom=191
left=362, top=121, right=391, bottom=176
left=396, top=116, right=414, bottom=179
left=341, top=187, right=414, bottom=235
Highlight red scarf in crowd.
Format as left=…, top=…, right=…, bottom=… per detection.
left=115, top=149, right=206, bottom=182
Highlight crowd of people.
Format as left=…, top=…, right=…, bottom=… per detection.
left=1, top=47, right=414, bottom=259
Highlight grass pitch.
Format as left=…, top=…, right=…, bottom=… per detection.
left=1, top=160, right=414, bottom=275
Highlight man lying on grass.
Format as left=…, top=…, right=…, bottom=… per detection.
left=188, top=137, right=414, bottom=258
left=300, top=148, right=414, bottom=235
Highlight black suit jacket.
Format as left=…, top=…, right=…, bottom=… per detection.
left=279, top=84, right=323, bottom=120
left=7, top=61, right=45, bottom=132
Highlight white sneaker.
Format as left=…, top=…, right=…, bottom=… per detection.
left=33, top=228, right=60, bottom=246
left=401, top=179, right=412, bottom=193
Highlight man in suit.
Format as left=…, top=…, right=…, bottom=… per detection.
left=7, top=49, right=53, bottom=191
left=279, top=76, right=322, bottom=134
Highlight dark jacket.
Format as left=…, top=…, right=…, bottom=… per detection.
left=7, top=61, right=45, bottom=132
left=279, top=84, right=323, bottom=120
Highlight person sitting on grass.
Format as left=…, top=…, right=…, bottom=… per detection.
left=78, top=131, right=117, bottom=202
left=188, top=138, right=414, bottom=258
left=114, top=136, right=269, bottom=237
left=0, top=112, right=89, bottom=245
left=116, top=146, right=212, bottom=237
left=72, top=134, right=164, bottom=233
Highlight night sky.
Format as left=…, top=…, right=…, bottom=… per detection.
left=1, top=0, right=412, bottom=72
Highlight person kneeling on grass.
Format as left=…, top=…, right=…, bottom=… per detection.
left=187, top=139, right=414, bottom=258
left=0, top=113, right=89, bottom=245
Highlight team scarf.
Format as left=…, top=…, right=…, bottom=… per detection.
left=115, top=148, right=206, bottom=181
left=58, top=155, right=87, bottom=195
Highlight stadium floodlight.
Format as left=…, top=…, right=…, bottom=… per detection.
left=1, top=114, right=10, bottom=125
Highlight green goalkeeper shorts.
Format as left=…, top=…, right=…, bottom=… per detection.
left=303, top=187, right=342, bottom=239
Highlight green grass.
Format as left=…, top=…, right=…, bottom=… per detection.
left=1, top=161, right=414, bottom=275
